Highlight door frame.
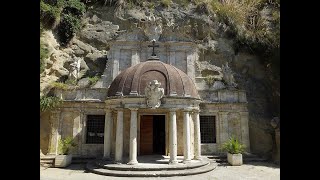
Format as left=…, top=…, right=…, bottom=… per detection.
left=138, top=113, right=168, bottom=156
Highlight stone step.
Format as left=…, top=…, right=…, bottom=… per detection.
left=95, top=160, right=209, bottom=171
left=40, top=156, right=55, bottom=167
left=40, top=159, right=54, bottom=164
left=86, top=162, right=217, bottom=177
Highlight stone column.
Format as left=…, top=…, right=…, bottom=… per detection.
left=112, top=49, right=120, bottom=80
left=193, top=109, right=202, bottom=160
left=103, top=109, right=112, bottom=159
left=131, top=49, right=140, bottom=66
left=115, top=109, right=124, bottom=163
left=240, top=112, right=250, bottom=152
left=169, top=51, right=176, bottom=66
left=186, top=50, right=195, bottom=81
left=219, top=112, right=229, bottom=146
left=183, top=110, right=192, bottom=163
left=48, top=110, right=60, bottom=155
left=169, top=109, right=178, bottom=164
left=128, top=108, right=139, bottom=165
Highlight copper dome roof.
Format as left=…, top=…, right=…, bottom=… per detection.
left=107, top=60, right=199, bottom=98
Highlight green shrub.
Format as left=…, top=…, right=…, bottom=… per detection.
left=65, top=79, right=78, bottom=85
left=88, top=75, right=100, bottom=86
left=40, top=96, right=62, bottom=112
left=58, top=136, right=77, bottom=155
left=210, top=0, right=280, bottom=51
left=57, top=13, right=83, bottom=46
left=40, top=0, right=63, bottom=29
left=176, top=0, right=190, bottom=7
left=204, top=75, right=215, bottom=87
left=51, top=82, right=69, bottom=90
left=63, top=0, right=86, bottom=17
left=161, top=0, right=172, bottom=7
left=40, top=0, right=85, bottom=45
left=40, top=41, right=49, bottom=73
left=221, top=136, right=245, bottom=154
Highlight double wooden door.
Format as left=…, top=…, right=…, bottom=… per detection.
left=140, top=115, right=165, bottom=155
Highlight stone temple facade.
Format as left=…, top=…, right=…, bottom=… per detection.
left=40, top=20, right=250, bottom=164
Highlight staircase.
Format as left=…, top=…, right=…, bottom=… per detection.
left=85, top=156, right=217, bottom=177
left=40, top=155, right=55, bottom=167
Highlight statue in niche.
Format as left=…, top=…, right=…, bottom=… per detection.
left=142, top=13, right=163, bottom=41
left=222, top=62, right=238, bottom=88
left=68, top=55, right=81, bottom=82
left=145, top=80, right=164, bottom=109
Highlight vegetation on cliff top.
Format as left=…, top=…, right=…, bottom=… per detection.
left=40, top=0, right=279, bottom=55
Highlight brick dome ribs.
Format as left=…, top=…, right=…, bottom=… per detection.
left=107, top=60, right=199, bottom=98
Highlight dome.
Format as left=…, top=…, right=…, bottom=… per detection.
left=107, top=60, right=199, bottom=98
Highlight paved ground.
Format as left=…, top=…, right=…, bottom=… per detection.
left=40, top=161, right=280, bottom=180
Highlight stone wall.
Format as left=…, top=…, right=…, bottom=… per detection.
left=40, top=111, right=51, bottom=155
left=199, top=102, right=250, bottom=154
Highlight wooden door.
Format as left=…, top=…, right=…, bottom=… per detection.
left=140, top=115, right=153, bottom=155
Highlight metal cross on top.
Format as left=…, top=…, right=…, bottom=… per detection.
left=148, top=40, right=159, bottom=56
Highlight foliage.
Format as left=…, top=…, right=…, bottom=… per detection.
left=63, top=0, right=86, bottom=16
left=195, top=1, right=210, bottom=14
left=176, top=0, right=190, bottom=7
left=65, top=78, right=78, bottom=85
left=40, top=0, right=64, bottom=29
left=210, top=0, right=280, bottom=51
left=88, top=75, right=100, bottom=86
left=40, top=96, right=63, bottom=112
left=160, top=0, right=172, bottom=7
left=40, top=41, right=49, bottom=73
left=204, top=75, right=215, bottom=87
left=57, top=13, right=83, bottom=46
left=51, top=82, right=69, bottom=90
left=58, top=136, right=77, bottom=155
left=40, top=0, right=85, bottom=45
left=221, top=136, right=245, bottom=154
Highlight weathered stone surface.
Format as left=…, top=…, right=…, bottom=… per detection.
left=77, top=78, right=91, bottom=88
left=212, top=81, right=226, bottom=90
left=79, top=16, right=119, bottom=49
left=72, top=38, right=96, bottom=54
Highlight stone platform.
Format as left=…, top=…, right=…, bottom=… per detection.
left=85, top=155, right=217, bottom=177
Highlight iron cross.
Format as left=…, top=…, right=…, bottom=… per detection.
left=148, top=40, right=159, bottom=56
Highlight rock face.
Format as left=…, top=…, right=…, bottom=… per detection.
left=40, top=4, right=279, bottom=159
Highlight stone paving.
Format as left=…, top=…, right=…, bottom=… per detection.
left=40, top=160, right=280, bottom=180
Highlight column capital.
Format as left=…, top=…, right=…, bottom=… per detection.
left=169, top=108, right=179, bottom=112
left=105, top=108, right=112, bottom=113
left=115, top=108, right=124, bottom=111
left=182, top=108, right=193, bottom=112
left=128, top=108, right=139, bottom=111
left=192, top=109, right=201, bottom=113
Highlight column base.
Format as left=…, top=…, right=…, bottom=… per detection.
left=183, top=159, right=192, bottom=164
left=169, top=160, right=179, bottom=165
left=127, top=160, right=139, bottom=165
left=114, top=160, right=123, bottom=164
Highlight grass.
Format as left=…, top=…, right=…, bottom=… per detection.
left=88, top=76, right=100, bottom=86
left=51, top=82, right=69, bottom=90
left=209, top=0, right=280, bottom=50
left=40, top=96, right=63, bottom=112
left=204, top=75, right=215, bottom=87
left=161, top=0, right=172, bottom=7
